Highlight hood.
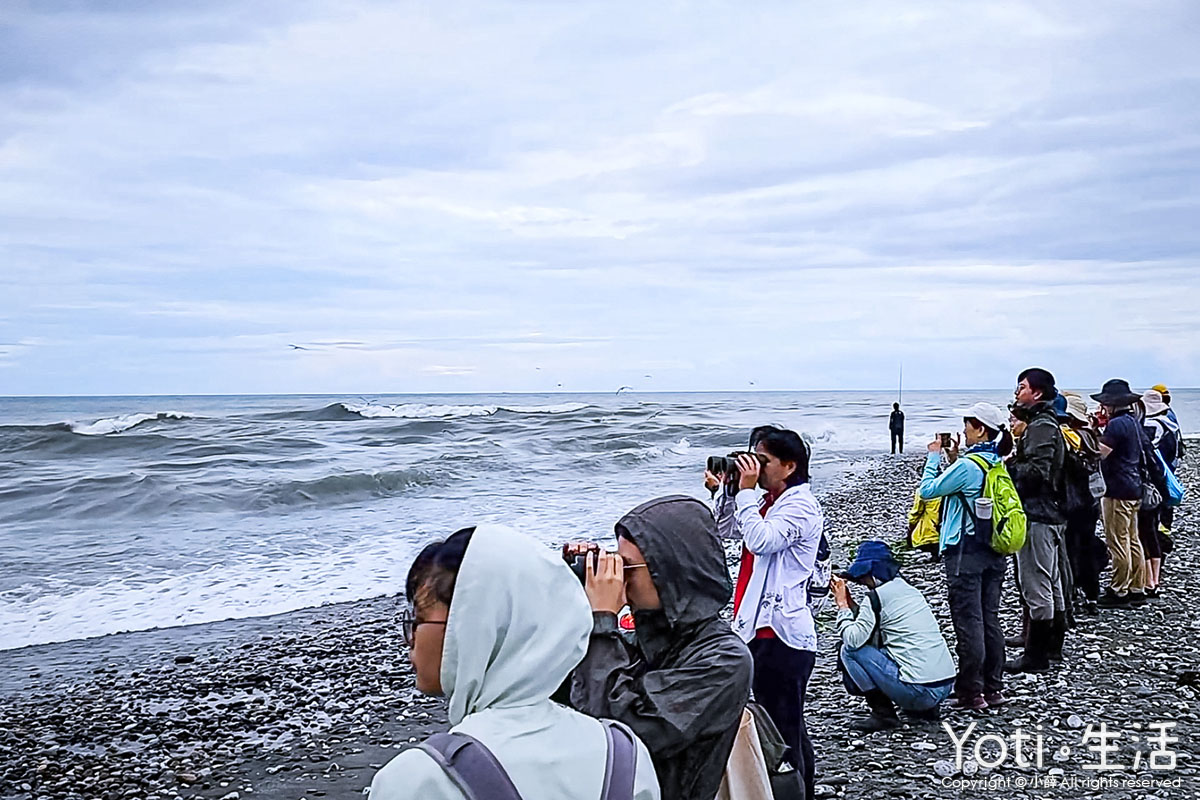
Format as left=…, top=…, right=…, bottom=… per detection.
left=440, top=524, right=593, bottom=725
left=614, top=495, right=731, bottom=629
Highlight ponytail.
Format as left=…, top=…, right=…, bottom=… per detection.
left=996, top=427, right=1014, bottom=458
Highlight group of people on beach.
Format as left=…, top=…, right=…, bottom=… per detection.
left=370, top=369, right=1186, bottom=800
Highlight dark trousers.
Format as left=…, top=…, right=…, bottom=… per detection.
left=750, top=638, right=816, bottom=800
left=1065, top=504, right=1106, bottom=602
left=945, top=551, right=1005, bottom=699
left=891, top=431, right=904, bottom=454
left=1162, top=504, right=1175, bottom=531
left=1138, top=508, right=1162, bottom=559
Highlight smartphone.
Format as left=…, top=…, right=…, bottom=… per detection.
left=938, top=432, right=952, bottom=447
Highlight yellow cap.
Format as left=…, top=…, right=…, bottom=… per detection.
left=1152, top=383, right=1169, bottom=394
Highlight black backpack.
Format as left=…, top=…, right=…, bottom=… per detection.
left=1061, top=435, right=1098, bottom=514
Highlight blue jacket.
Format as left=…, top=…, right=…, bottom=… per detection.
left=919, top=447, right=999, bottom=553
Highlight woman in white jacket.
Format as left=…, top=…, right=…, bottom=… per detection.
left=370, top=524, right=660, bottom=800
left=710, top=426, right=824, bottom=800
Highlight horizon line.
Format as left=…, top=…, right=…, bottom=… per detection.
left=3, top=387, right=1193, bottom=400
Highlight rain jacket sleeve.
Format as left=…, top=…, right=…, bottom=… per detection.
left=712, top=484, right=738, bottom=540
left=919, top=454, right=975, bottom=499
left=1007, top=416, right=1060, bottom=497
left=733, top=488, right=812, bottom=555
left=570, top=613, right=748, bottom=760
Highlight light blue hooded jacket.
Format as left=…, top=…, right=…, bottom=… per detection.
left=370, top=524, right=660, bottom=800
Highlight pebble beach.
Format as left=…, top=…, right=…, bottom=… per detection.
left=3, top=446, right=1197, bottom=800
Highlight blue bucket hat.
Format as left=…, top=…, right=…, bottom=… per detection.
left=840, top=540, right=900, bottom=583
left=1053, top=393, right=1069, bottom=421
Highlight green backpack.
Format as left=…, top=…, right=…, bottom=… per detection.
left=965, top=453, right=1028, bottom=555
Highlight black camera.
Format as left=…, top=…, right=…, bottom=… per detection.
left=707, top=451, right=768, bottom=482
left=561, top=543, right=600, bottom=583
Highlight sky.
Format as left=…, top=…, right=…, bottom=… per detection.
left=1, top=0, right=1199, bottom=396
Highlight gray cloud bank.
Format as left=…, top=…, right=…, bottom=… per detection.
left=1, top=1, right=1198, bottom=395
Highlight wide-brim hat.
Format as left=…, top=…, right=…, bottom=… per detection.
left=955, top=401, right=1008, bottom=433
left=1142, top=389, right=1169, bottom=417
left=1065, top=394, right=1091, bottom=424
left=839, top=540, right=899, bottom=580
left=1091, top=378, right=1141, bottom=407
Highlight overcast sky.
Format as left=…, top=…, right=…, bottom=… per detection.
left=2, top=1, right=1198, bottom=396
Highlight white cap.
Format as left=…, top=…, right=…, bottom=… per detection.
left=955, top=402, right=1008, bottom=433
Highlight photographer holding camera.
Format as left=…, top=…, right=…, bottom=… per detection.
left=708, top=426, right=825, bottom=800
left=565, top=496, right=753, bottom=800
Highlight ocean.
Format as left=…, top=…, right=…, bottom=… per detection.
left=2, top=389, right=1195, bottom=651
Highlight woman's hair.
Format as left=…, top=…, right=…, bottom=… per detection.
left=747, top=425, right=777, bottom=450
left=405, top=527, right=475, bottom=608
left=965, top=417, right=1015, bottom=458
left=755, top=426, right=811, bottom=486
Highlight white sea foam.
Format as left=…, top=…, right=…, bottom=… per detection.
left=341, top=401, right=589, bottom=419
left=69, top=411, right=194, bottom=436
left=0, top=540, right=409, bottom=651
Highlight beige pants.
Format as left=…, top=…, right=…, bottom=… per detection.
left=1102, top=497, right=1145, bottom=594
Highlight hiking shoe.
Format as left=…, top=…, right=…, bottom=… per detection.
left=983, top=691, right=1006, bottom=707
left=905, top=706, right=943, bottom=722
left=850, top=713, right=901, bottom=732
left=1004, top=634, right=1025, bottom=648
left=1127, top=591, right=1148, bottom=606
left=1097, top=591, right=1130, bottom=608
left=950, top=695, right=988, bottom=711
left=1082, top=601, right=1098, bottom=616
left=1004, top=655, right=1050, bottom=674
left=1145, top=587, right=1160, bottom=599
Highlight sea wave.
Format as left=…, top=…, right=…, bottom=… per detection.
left=255, top=469, right=438, bottom=507
left=339, top=401, right=590, bottom=419
left=69, top=411, right=194, bottom=436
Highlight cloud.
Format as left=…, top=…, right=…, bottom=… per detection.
left=1, top=0, right=1198, bottom=394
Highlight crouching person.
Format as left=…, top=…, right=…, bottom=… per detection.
left=371, top=525, right=660, bottom=800
left=830, top=541, right=956, bottom=732
left=569, top=496, right=754, bottom=800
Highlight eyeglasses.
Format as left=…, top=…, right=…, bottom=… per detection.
left=398, top=605, right=447, bottom=648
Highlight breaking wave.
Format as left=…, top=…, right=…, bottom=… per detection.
left=68, top=411, right=194, bottom=436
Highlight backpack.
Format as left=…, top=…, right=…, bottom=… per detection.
left=419, top=720, right=637, bottom=800
left=964, top=454, right=1028, bottom=556
left=806, top=533, right=833, bottom=615
left=1061, top=431, right=1100, bottom=514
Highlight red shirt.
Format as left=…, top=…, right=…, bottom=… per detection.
left=732, top=489, right=779, bottom=639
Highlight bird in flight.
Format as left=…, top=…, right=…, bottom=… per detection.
left=616, top=386, right=633, bottom=395
left=289, top=344, right=312, bottom=351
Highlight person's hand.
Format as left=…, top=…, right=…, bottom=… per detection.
left=704, top=469, right=721, bottom=493
left=584, top=551, right=626, bottom=615
left=736, top=454, right=760, bottom=491
left=830, top=576, right=851, bottom=610
left=946, top=434, right=961, bottom=464
left=927, top=437, right=942, bottom=454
